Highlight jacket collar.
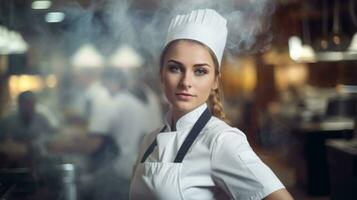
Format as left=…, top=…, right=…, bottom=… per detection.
left=164, top=103, right=208, bottom=132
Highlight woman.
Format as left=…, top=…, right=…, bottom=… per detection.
left=130, top=9, right=294, bottom=200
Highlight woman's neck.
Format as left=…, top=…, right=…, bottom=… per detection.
left=170, top=104, right=207, bottom=130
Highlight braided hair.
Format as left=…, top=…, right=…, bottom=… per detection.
left=207, top=81, right=229, bottom=123
left=206, top=56, right=229, bottom=123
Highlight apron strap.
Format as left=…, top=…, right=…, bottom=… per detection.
left=174, top=108, right=211, bottom=163
left=140, top=126, right=166, bottom=163
left=140, top=108, right=212, bottom=163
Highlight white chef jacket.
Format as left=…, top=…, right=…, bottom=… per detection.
left=131, top=103, right=284, bottom=199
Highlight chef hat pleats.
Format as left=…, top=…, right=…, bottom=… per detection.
left=165, top=9, right=228, bottom=67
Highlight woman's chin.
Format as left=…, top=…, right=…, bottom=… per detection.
left=171, top=101, right=203, bottom=114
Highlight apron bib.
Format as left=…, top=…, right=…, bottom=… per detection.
left=130, top=108, right=212, bottom=200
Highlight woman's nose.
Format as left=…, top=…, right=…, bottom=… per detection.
left=179, top=72, right=192, bottom=88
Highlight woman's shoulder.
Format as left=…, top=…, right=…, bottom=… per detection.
left=203, top=116, right=249, bottom=148
left=205, top=116, right=246, bottom=137
left=205, top=116, right=232, bottom=130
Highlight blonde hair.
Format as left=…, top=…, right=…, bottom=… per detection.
left=160, top=39, right=229, bottom=122
left=207, top=80, right=229, bottom=123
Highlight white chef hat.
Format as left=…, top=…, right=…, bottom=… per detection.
left=165, top=9, right=228, bottom=67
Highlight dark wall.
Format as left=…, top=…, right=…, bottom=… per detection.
left=308, top=61, right=357, bottom=87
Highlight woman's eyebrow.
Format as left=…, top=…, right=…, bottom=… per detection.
left=193, top=63, right=211, bottom=68
left=168, top=60, right=211, bottom=68
left=167, top=60, right=183, bottom=65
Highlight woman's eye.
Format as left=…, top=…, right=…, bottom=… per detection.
left=194, top=68, right=208, bottom=76
left=168, top=65, right=181, bottom=73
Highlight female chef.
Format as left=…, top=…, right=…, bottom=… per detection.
left=130, top=9, right=294, bottom=200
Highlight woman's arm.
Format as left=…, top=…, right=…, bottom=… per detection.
left=263, top=188, right=294, bottom=200
left=210, top=128, right=294, bottom=200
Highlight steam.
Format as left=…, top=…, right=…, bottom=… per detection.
left=158, top=0, right=275, bottom=54
left=22, top=0, right=277, bottom=121
left=157, top=0, right=275, bottom=54
left=58, top=0, right=275, bottom=64
left=224, top=0, right=276, bottom=54
left=141, top=0, right=276, bottom=55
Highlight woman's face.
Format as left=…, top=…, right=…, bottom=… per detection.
left=161, top=40, right=218, bottom=116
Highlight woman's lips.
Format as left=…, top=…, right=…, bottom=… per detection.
left=175, top=93, right=195, bottom=101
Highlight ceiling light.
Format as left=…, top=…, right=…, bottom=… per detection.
left=71, top=44, right=104, bottom=69
left=288, top=36, right=316, bottom=63
left=0, top=26, right=28, bottom=54
left=7, top=31, right=29, bottom=54
left=32, top=1, right=52, bottom=10
left=45, top=12, right=65, bottom=23
left=108, top=45, right=144, bottom=68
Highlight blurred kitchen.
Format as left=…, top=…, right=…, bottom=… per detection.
left=0, top=0, right=356, bottom=199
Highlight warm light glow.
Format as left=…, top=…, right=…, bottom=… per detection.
left=46, top=74, right=57, bottom=88
left=31, top=1, right=52, bottom=10
left=240, top=60, right=257, bottom=92
left=320, top=39, right=328, bottom=49
left=0, top=55, right=8, bottom=75
left=221, top=57, right=257, bottom=95
left=286, top=64, right=308, bottom=85
left=8, top=75, right=44, bottom=99
left=263, top=49, right=296, bottom=65
left=71, top=44, right=104, bottom=69
left=275, top=64, right=308, bottom=91
left=108, top=45, right=143, bottom=68
left=332, top=35, right=340, bottom=45
left=45, top=12, right=65, bottom=23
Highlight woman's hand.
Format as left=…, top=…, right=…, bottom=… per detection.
left=263, top=188, right=294, bottom=200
